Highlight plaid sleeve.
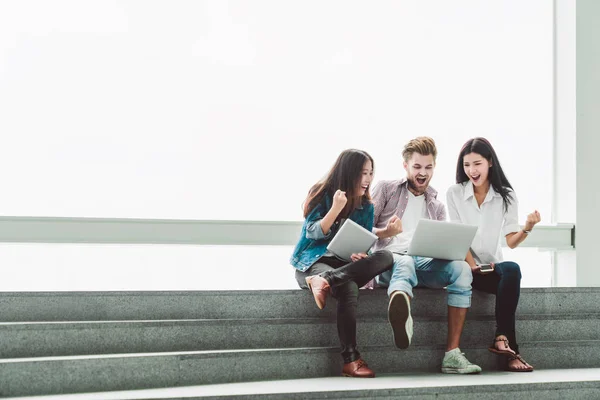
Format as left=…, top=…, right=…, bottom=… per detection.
left=436, top=201, right=447, bottom=222
left=371, top=181, right=388, bottom=226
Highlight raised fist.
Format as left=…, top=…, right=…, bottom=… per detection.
left=386, top=215, right=403, bottom=236
left=524, top=210, right=541, bottom=231
left=332, top=189, right=347, bottom=211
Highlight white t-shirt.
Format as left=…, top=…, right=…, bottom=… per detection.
left=446, top=181, right=520, bottom=264
left=385, top=191, right=429, bottom=254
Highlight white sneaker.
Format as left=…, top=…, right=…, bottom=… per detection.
left=441, top=349, right=482, bottom=374
left=388, top=291, right=413, bottom=349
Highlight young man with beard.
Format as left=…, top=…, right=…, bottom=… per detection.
left=371, top=137, right=481, bottom=374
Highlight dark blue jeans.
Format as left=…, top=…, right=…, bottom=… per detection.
left=295, top=250, right=394, bottom=363
left=472, top=261, right=522, bottom=354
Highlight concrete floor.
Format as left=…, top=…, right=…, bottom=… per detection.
left=8, top=368, right=600, bottom=399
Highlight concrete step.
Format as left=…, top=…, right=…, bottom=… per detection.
left=8, top=369, right=600, bottom=400
left=1, top=342, right=599, bottom=397
left=1, top=288, right=600, bottom=322
left=1, top=314, right=599, bottom=358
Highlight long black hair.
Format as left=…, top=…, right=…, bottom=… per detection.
left=304, top=149, right=374, bottom=219
left=455, top=137, right=513, bottom=213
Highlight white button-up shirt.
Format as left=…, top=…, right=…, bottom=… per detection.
left=446, top=181, right=520, bottom=264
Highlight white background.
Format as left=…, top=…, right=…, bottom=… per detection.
left=0, top=0, right=552, bottom=223
left=0, top=1, right=557, bottom=289
left=0, top=243, right=553, bottom=290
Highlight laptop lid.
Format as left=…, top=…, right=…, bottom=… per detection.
left=326, top=218, right=378, bottom=262
left=407, top=219, right=478, bottom=261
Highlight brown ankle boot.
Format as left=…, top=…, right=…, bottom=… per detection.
left=305, top=275, right=330, bottom=310
left=342, top=359, right=375, bottom=378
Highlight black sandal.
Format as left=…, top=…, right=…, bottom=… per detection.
left=488, top=336, right=516, bottom=357
left=507, top=354, right=534, bottom=372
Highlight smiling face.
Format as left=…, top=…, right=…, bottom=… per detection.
left=404, top=152, right=434, bottom=195
left=462, top=152, right=491, bottom=188
left=356, top=159, right=374, bottom=196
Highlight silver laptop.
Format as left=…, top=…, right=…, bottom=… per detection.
left=406, top=219, right=478, bottom=261
left=327, top=218, right=378, bottom=262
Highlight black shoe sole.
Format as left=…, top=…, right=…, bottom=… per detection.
left=388, top=291, right=411, bottom=349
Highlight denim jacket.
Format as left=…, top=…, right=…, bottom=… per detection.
left=289, top=194, right=375, bottom=272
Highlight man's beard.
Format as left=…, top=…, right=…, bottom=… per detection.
left=407, top=176, right=428, bottom=195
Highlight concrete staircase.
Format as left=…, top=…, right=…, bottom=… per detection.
left=1, top=288, right=600, bottom=398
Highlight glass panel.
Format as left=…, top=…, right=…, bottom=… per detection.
left=0, top=244, right=561, bottom=291
left=0, top=1, right=552, bottom=222
left=0, top=244, right=298, bottom=291
left=502, top=247, right=553, bottom=288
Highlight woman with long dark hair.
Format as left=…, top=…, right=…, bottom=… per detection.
left=446, top=137, right=540, bottom=372
left=290, top=149, right=394, bottom=378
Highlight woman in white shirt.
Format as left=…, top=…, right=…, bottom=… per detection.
left=446, top=137, right=541, bottom=372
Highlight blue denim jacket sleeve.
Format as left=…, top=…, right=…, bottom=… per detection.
left=305, top=201, right=334, bottom=240
left=289, top=197, right=375, bottom=272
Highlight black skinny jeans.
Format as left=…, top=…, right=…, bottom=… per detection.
left=472, top=261, right=522, bottom=354
left=295, top=250, right=394, bottom=364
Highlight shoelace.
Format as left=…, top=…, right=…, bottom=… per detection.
left=459, top=352, right=475, bottom=366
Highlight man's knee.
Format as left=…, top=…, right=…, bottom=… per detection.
left=449, top=261, right=473, bottom=287
left=392, top=254, right=416, bottom=272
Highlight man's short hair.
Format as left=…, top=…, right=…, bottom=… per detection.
left=402, top=136, right=437, bottom=163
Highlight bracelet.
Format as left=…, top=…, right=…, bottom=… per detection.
left=523, top=229, right=531, bottom=234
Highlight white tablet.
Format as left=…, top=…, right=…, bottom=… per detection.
left=326, top=218, right=378, bottom=262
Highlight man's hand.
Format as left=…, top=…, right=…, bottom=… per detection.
left=524, top=210, right=541, bottom=231
left=385, top=215, right=403, bottom=237
left=350, top=253, right=369, bottom=262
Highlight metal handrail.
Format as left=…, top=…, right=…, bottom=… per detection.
left=0, top=216, right=574, bottom=249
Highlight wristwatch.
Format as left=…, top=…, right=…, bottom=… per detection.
left=523, top=228, right=531, bottom=234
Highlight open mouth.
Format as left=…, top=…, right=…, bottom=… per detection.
left=471, top=175, right=481, bottom=184
left=416, top=176, right=427, bottom=185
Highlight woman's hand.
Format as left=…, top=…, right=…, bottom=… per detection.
left=471, top=262, right=495, bottom=275
left=524, top=210, right=541, bottom=231
left=332, top=190, right=348, bottom=212
left=350, top=253, right=369, bottom=262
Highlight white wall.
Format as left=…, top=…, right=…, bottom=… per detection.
left=0, top=0, right=553, bottom=223
left=576, top=0, right=600, bottom=286
left=0, top=1, right=569, bottom=290
left=0, top=243, right=552, bottom=291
